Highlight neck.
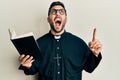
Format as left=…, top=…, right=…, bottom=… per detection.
left=51, top=29, right=65, bottom=36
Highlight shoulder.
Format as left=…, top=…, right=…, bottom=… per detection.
left=36, top=32, right=50, bottom=43
left=65, top=32, right=89, bottom=48
left=64, top=32, right=91, bottom=55
left=65, top=32, right=85, bottom=42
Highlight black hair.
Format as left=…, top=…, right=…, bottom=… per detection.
left=48, top=1, right=67, bottom=16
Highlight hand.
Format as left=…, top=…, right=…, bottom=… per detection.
left=19, top=54, right=34, bottom=68
left=89, top=28, right=102, bottom=57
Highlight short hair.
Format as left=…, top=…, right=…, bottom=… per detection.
left=48, top=1, right=67, bottom=16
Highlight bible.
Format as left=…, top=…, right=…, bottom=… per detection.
left=8, top=28, right=41, bottom=60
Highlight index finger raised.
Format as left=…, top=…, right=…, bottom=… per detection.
left=92, top=28, right=96, bottom=41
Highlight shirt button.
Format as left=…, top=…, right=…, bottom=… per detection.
left=57, top=47, right=59, bottom=49
left=48, top=71, right=50, bottom=74
left=58, top=63, right=60, bottom=66
left=58, top=71, right=60, bottom=74
left=57, top=40, right=59, bottom=42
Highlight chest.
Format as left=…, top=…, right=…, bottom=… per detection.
left=39, top=38, right=88, bottom=65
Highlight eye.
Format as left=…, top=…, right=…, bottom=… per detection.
left=59, top=9, right=65, bottom=15
left=50, top=9, right=56, bottom=15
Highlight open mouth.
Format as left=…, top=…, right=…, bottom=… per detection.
left=54, top=17, right=62, bottom=27
left=55, top=20, right=61, bottom=26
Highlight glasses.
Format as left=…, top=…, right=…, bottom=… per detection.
left=50, top=9, right=65, bottom=15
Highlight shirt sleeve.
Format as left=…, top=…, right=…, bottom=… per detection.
left=83, top=52, right=102, bottom=73
left=18, top=60, right=39, bottom=75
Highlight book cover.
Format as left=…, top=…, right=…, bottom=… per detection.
left=8, top=28, right=41, bottom=60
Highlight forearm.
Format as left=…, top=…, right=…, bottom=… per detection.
left=19, top=61, right=38, bottom=75
left=84, top=52, right=102, bottom=73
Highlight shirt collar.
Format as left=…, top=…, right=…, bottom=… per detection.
left=49, top=30, right=66, bottom=39
left=54, top=35, right=61, bottom=39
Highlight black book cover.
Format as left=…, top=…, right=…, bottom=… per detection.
left=9, top=28, right=41, bottom=60
left=11, top=36, right=41, bottom=60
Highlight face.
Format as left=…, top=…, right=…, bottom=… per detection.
left=47, top=5, right=67, bottom=34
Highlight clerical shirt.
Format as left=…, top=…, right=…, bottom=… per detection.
left=19, top=31, right=102, bottom=80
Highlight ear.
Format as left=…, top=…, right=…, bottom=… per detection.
left=65, top=16, right=67, bottom=23
left=47, top=17, right=50, bottom=23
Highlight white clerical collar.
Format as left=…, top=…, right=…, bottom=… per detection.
left=54, top=35, right=61, bottom=39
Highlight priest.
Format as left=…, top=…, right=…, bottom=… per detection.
left=19, top=1, right=102, bottom=80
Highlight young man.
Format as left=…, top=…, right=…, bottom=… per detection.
left=19, top=1, right=102, bottom=80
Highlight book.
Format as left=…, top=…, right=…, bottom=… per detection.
left=8, top=28, right=41, bottom=60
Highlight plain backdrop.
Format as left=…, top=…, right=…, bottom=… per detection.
left=0, top=0, right=120, bottom=80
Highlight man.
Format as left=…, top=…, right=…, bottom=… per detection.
left=19, top=1, right=102, bottom=80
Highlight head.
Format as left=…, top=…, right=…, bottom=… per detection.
left=47, top=1, right=67, bottom=35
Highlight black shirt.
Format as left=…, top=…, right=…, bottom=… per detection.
left=19, top=31, right=102, bottom=80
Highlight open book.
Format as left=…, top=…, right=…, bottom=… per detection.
left=8, top=28, right=41, bottom=60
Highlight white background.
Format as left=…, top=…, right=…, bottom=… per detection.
left=0, top=0, right=120, bottom=80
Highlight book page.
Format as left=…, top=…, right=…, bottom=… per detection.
left=8, top=28, right=34, bottom=39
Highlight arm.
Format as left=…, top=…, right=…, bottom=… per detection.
left=84, top=52, right=102, bottom=73
left=84, top=28, right=102, bottom=73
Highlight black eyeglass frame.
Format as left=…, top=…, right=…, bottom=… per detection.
left=50, top=9, right=66, bottom=15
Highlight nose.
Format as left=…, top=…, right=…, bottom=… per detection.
left=56, top=11, right=60, bottom=16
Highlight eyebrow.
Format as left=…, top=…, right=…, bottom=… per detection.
left=51, top=7, right=64, bottom=9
